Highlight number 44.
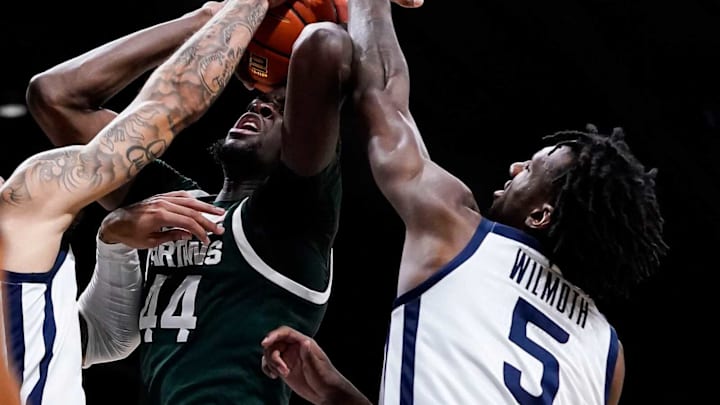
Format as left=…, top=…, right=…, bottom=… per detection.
left=139, top=275, right=202, bottom=343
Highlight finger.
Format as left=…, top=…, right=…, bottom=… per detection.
left=154, top=201, right=224, bottom=239
left=157, top=195, right=225, bottom=216
left=150, top=230, right=193, bottom=246
left=154, top=190, right=197, bottom=199
left=261, top=355, right=278, bottom=379
left=262, top=341, right=289, bottom=376
left=271, top=349, right=290, bottom=377
left=155, top=210, right=215, bottom=245
left=300, top=339, right=328, bottom=372
left=262, top=326, right=307, bottom=348
left=157, top=198, right=225, bottom=234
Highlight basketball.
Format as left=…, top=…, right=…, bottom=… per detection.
left=238, top=0, right=348, bottom=92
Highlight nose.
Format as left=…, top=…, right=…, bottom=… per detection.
left=248, top=100, right=275, bottom=118
left=509, top=161, right=525, bottom=177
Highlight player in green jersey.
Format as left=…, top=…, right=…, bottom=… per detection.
left=26, top=1, right=350, bottom=404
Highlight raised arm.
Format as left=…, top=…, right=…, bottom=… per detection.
left=348, top=0, right=477, bottom=235
left=25, top=2, right=223, bottom=209
left=0, top=0, right=272, bottom=272
left=26, top=2, right=224, bottom=147
left=280, top=21, right=353, bottom=176
left=348, top=0, right=479, bottom=288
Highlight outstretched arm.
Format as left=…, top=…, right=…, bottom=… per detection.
left=25, top=2, right=225, bottom=210
left=0, top=0, right=272, bottom=273
left=348, top=0, right=477, bottom=234
left=349, top=0, right=479, bottom=292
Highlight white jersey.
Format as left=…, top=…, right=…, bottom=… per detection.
left=1, top=241, right=86, bottom=405
left=380, top=218, right=619, bottom=405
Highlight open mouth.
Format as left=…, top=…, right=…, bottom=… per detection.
left=229, top=114, right=262, bottom=138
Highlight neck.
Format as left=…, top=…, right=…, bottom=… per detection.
left=215, top=178, right=265, bottom=202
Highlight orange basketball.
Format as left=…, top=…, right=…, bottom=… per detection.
left=238, top=0, right=348, bottom=92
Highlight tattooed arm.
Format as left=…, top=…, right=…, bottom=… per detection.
left=25, top=2, right=225, bottom=211
left=0, top=0, right=272, bottom=273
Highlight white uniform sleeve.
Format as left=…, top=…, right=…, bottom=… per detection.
left=77, top=236, right=143, bottom=368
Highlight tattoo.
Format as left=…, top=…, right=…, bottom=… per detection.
left=142, top=0, right=268, bottom=125
left=125, top=139, right=166, bottom=179
left=1, top=171, right=31, bottom=205
left=0, top=0, right=268, bottom=207
left=1, top=103, right=171, bottom=206
left=96, top=105, right=169, bottom=180
left=0, top=148, right=109, bottom=206
left=246, top=5, right=266, bottom=31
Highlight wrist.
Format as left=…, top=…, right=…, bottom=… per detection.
left=95, top=232, right=136, bottom=259
left=98, top=215, right=122, bottom=245
left=97, top=228, right=119, bottom=245
left=320, top=379, right=371, bottom=405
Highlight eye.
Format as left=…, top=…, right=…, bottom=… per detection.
left=524, top=162, right=531, bottom=171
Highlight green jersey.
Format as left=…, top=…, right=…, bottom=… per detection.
left=128, top=159, right=341, bottom=404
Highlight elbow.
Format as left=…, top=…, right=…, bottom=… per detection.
left=81, top=312, right=141, bottom=367
left=25, top=72, right=60, bottom=118
left=292, top=22, right=353, bottom=83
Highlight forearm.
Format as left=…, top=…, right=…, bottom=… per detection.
left=348, top=0, right=409, bottom=93
left=135, top=0, right=269, bottom=129
left=348, top=0, right=426, bottom=160
left=78, top=236, right=142, bottom=367
left=320, top=380, right=373, bottom=405
left=55, top=0, right=270, bottom=211
left=347, top=0, right=430, bottom=218
left=26, top=9, right=215, bottom=146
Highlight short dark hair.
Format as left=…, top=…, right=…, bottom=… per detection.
left=542, top=124, right=668, bottom=300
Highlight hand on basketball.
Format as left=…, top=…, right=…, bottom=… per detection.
left=262, top=326, right=352, bottom=405
left=98, top=191, right=225, bottom=249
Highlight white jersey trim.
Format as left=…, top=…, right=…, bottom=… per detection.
left=394, top=218, right=548, bottom=308
left=232, top=198, right=333, bottom=305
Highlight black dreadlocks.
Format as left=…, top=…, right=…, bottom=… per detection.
left=542, top=124, right=668, bottom=301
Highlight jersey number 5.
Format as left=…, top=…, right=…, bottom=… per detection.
left=139, top=274, right=201, bottom=343
left=503, top=297, right=569, bottom=405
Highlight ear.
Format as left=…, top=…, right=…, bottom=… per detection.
left=525, top=203, right=554, bottom=230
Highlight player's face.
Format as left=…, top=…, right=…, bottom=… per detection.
left=217, top=93, right=285, bottom=178
left=488, top=145, right=575, bottom=230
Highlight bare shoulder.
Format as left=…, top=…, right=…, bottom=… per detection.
left=397, top=160, right=482, bottom=295
left=0, top=165, right=73, bottom=273
left=422, top=159, right=481, bottom=223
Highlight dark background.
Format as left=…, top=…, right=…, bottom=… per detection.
left=2, top=0, right=719, bottom=404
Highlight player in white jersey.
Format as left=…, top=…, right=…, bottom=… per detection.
left=0, top=192, right=222, bottom=405
left=259, top=0, right=668, bottom=404
left=2, top=238, right=84, bottom=405
left=0, top=1, right=282, bottom=403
